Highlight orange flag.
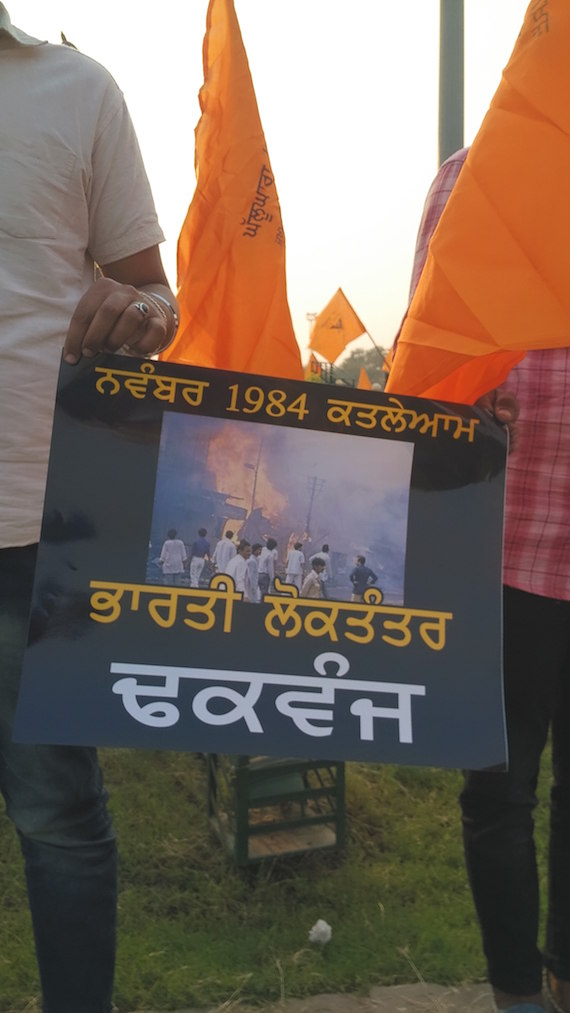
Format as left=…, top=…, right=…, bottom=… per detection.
left=304, top=352, right=323, bottom=382
left=357, top=366, right=372, bottom=390
left=387, top=0, right=570, bottom=404
left=309, top=288, right=366, bottom=363
left=161, top=0, right=302, bottom=381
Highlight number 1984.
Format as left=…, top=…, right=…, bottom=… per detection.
left=226, top=384, right=309, bottom=420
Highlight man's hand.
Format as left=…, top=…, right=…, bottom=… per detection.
left=63, top=277, right=168, bottom=363
left=475, top=387, right=519, bottom=450
left=63, top=245, right=178, bottom=364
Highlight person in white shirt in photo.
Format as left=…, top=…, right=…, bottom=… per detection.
left=257, top=537, right=278, bottom=596
left=245, top=543, right=262, bottom=602
left=159, top=529, right=187, bottom=586
left=285, top=541, right=305, bottom=591
left=225, top=540, right=251, bottom=596
left=301, top=557, right=326, bottom=599
left=211, top=529, right=236, bottom=574
left=310, top=543, right=332, bottom=589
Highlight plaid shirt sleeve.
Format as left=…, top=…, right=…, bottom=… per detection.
left=503, top=348, right=570, bottom=600
left=393, top=148, right=469, bottom=345
left=408, top=149, right=469, bottom=297
left=397, top=147, right=570, bottom=600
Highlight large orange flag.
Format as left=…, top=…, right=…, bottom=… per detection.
left=387, top=0, right=570, bottom=404
left=308, top=288, right=366, bottom=363
left=161, top=0, right=302, bottom=381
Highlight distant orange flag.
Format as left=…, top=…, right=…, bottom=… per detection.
left=387, top=0, right=570, bottom=404
left=357, top=367, right=372, bottom=390
left=161, top=0, right=302, bottom=381
left=309, top=288, right=366, bottom=363
left=304, top=352, right=323, bottom=382
left=382, top=346, right=394, bottom=374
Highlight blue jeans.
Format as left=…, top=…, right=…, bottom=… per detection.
left=460, top=586, right=570, bottom=995
left=0, top=545, right=117, bottom=1012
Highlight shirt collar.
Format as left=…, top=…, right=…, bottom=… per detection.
left=0, top=4, right=45, bottom=47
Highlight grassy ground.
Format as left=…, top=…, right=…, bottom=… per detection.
left=0, top=751, right=551, bottom=1012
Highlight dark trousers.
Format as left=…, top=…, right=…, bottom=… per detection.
left=460, top=585, right=570, bottom=995
left=0, top=545, right=117, bottom=1012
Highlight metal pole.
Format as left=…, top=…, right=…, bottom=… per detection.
left=250, top=441, right=262, bottom=513
left=439, top=0, right=464, bottom=166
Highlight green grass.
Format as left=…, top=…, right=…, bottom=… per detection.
left=0, top=751, right=551, bottom=1011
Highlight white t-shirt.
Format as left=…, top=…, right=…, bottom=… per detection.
left=159, top=539, right=187, bottom=575
left=212, top=537, right=237, bottom=573
left=258, top=546, right=277, bottom=579
left=0, top=37, right=164, bottom=546
left=245, top=555, right=260, bottom=602
left=225, top=554, right=248, bottom=593
left=286, top=548, right=305, bottom=575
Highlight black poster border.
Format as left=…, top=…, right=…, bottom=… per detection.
left=14, top=354, right=508, bottom=770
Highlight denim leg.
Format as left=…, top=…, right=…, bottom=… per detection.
left=544, top=600, right=570, bottom=980
left=460, top=586, right=567, bottom=996
left=0, top=545, right=117, bottom=1013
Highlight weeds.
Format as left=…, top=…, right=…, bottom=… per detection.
left=0, top=752, right=551, bottom=1011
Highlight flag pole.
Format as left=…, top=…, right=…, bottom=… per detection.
left=439, top=0, right=464, bottom=165
left=363, top=329, right=388, bottom=366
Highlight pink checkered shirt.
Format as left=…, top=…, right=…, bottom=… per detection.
left=403, top=148, right=570, bottom=601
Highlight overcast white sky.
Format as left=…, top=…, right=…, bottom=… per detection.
left=14, top=0, right=529, bottom=362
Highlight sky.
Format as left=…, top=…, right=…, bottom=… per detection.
left=14, top=0, right=530, bottom=363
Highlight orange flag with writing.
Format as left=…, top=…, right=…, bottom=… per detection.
left=308, top=288, right=366, bottom=363
left=387, top=0, right=570, bottom=404
left=161, top=0, right=302, bottom=381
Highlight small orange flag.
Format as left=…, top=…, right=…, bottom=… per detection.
left=309, top=288, right=366, bottom=363
left=387, top=0, right=570, bottom=404
left=357, top=367, right=372, bottom=390
left=382, top=346, right=394, bottom=374
left=304, top=352, right=323, bottom=381
left=161, top=0, right=302, bottom=381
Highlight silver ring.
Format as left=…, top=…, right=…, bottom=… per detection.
left=133, top=301, right=149, bottom=317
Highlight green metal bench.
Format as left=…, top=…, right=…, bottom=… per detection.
left=206, top=754, right=346, bottom=865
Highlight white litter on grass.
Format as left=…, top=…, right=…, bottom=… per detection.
left=308, top=918, right=332, bottom=944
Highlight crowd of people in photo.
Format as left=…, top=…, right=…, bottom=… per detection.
left=156, top=528, right=381, bottom=603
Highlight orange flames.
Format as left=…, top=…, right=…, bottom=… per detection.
left=207, top=429, right=287, bottom=522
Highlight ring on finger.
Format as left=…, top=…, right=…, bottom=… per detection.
left=133, top=301, right=150, bottom=317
